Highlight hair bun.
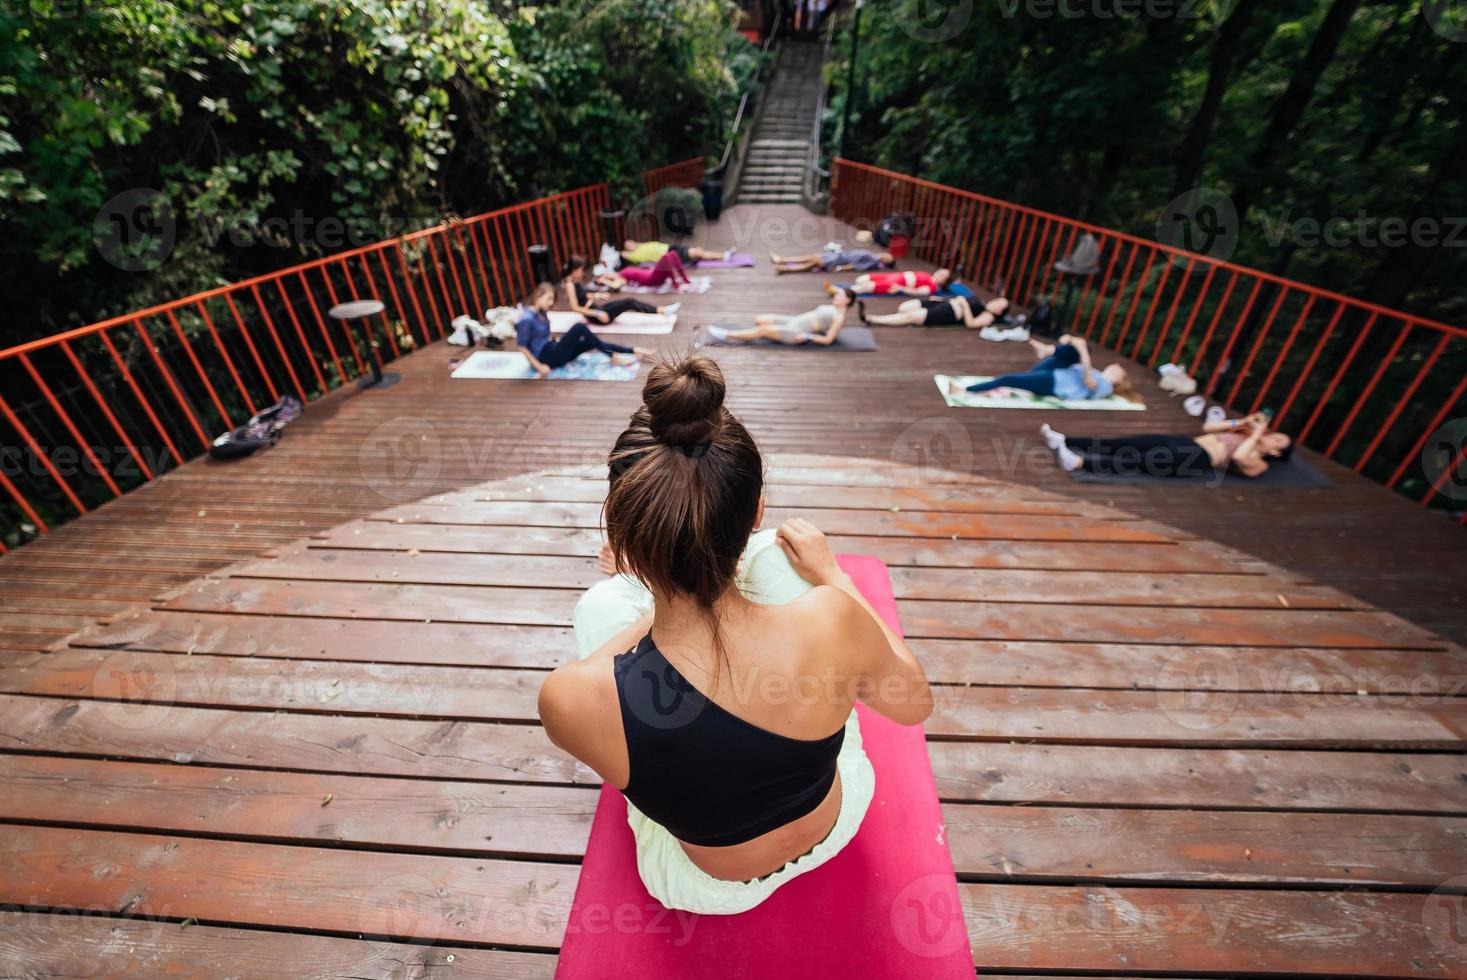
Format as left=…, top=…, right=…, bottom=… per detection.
left=643, top=355, right=725, bottom=447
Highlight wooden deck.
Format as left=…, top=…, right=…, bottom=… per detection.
left=2, top=203, right=1466, bottom=977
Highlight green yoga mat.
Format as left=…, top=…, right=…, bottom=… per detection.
left=934, top=375, right=1147, bottom=410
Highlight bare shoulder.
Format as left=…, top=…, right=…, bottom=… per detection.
left=778, top=584, right=870, bottom=665
left=538, top=657, right=618, bottom=752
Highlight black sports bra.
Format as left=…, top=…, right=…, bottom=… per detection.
left=614, top=632, right=845, bottom=848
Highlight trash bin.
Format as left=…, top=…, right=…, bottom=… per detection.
left=889, top=235, right=911, bottom=259
left=700, top=178, right=724, bottom=223
left=598, top=209, right=625, bottom=248
left=528, top=244, right=553, bottom=286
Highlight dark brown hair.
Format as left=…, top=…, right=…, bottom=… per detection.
left=604, top=354, right=763, bottom=617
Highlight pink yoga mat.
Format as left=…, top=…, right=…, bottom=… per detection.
left=555, top=555, right=971, bottom=980
left=695, top=253, right=755, bottom=269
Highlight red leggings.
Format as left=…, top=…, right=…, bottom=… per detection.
left=623, top=252, right=690, bottom=287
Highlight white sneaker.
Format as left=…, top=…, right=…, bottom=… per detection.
left=707, top=325, right=730, bottom=342
left=1057, top=444, right=1085, bottom=472
left=723, top=248, right=736, bottom=261
left=999, top=326, right=1030, bottom=342
left=1040, top=423, right=1066, bottom=451
left=979, top=326, right=1005, bottom=341
left=662, top=302, right=682, bottom=315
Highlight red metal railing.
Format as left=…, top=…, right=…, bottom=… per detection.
left=831, top=159, right=1467, bottom=517
left=0, top=184, right=611, bottom=550
left=642, top=157, right=707, bottom=199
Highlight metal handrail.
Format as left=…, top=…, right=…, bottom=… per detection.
left=805, top=14, right=838, bottom=202
left=715, top=8, right=783, bottom=175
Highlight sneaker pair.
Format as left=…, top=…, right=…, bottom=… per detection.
left=979, top=325, right=1031, bottom=342
left=1040, top=423, right=1084, bottom=472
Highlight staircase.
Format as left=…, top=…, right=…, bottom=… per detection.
left=735, top=40, right=824, bottom=206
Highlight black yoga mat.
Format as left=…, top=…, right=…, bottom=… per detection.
left=1063, top=450, right=1334, bottom=488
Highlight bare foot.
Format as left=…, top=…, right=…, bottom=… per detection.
left=770, top=253, right=785, bottom=264
left=611, top=353, right=638, bottom=367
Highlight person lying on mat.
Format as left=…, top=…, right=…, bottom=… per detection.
left=515, top=283, right=654, bottom=377
left=947, top=335, right=1141, bottom=403
left=771, top=245, right=894, bottom=275
left=1041, top=412, right=1293, bottom=478
left=848, top=268, right=951, bottom=296
left=863, top=295, right=1009, bottom=329
left=562, top=256, right=681, bottom=324
left=623, top=239, right=733, bottom=266
left=621, top=250, right=694, bottom=290
left=706, top=288, right=856, bottom=346
left=538, top=354, right=932, bottom=914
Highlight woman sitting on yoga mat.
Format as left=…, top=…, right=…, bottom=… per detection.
left=538, top=355, right=932, bottom=914
left=705, top=288, right=856, bottom=346
left=623, top=239, right=733, bottom=266
left=947, top=335, right=1140, bottom=403
left=771, top=246, right=894, bottom=275
left=1041, top=412, right=1293, bottom=478
left=562, top=256, right=681, bottom=324
left=848, top=268, right=951, bottom=296
left=863, top=295, right=1009, bottom=329
left=515, top=283, right=653, bottom=377
left=620, top=250, right=694, bottom=290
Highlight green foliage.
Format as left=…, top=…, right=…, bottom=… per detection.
left=0, top=0, right=750, bottom=342
left=826, top=0, right=1466, bottom=326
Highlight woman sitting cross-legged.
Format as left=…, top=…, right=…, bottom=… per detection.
left=863, top=295, right=1009, bottom=329
left=705, top=288, right=855, bottom=346
left=562, top=256, right=681, bottom=324
left=537, top=355, right=933, bottom=914
left=948, top=334, right=1140, bottom=403
left=848, top=268, right=951, bottom=296
left=514, top=283, right=654, bottom=377
left=1041, top=412, right=1294, bottom=478
left=621, top=250, right=694, bottom=290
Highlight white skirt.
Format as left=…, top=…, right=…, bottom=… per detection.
left=572, top=529, right=875, bottom=915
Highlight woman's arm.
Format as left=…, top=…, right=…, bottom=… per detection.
left=811, top=315, right=844, bottom=345
left=564, top=281, right=608, bottom=322
left=777, top=519, right=933, bottom=726
left=1230, top=414, right=1272, bottom=476
left=517, top=346, right=551, bottom=377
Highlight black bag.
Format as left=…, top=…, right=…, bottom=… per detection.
left=209, top=395, right=303, bottom=460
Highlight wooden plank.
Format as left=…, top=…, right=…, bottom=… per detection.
left=929, top=741, right=1467, bottom=812
left=0, top=694, right=591, bottom=784
left=0, top=754, right=593, bottom=857
left=941, top=803, right=1467, bottom=886
left=926, top=685, right=1467, bottom=748
left=0, top=912, right=559, bottom=980
left=889, top=566, right=1347, bottom=609
left=62, top=610, right=573, bottom=668
left=158, top=580, right=578, bottom=626
left=236, top=549, right=607, bottom=590
left=315, top=521, right=602, bottom=556
left=0, top=650, right=544, bottom=721
left=959, top=883, right=1467, bottom=975
left=900, top=599, right=1445, bottom=649
left=372, top=501, right=1172, bottom=543
left=0, top=825, right=577, bottom=949
left=909, top=638, right=1467, bottom=692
